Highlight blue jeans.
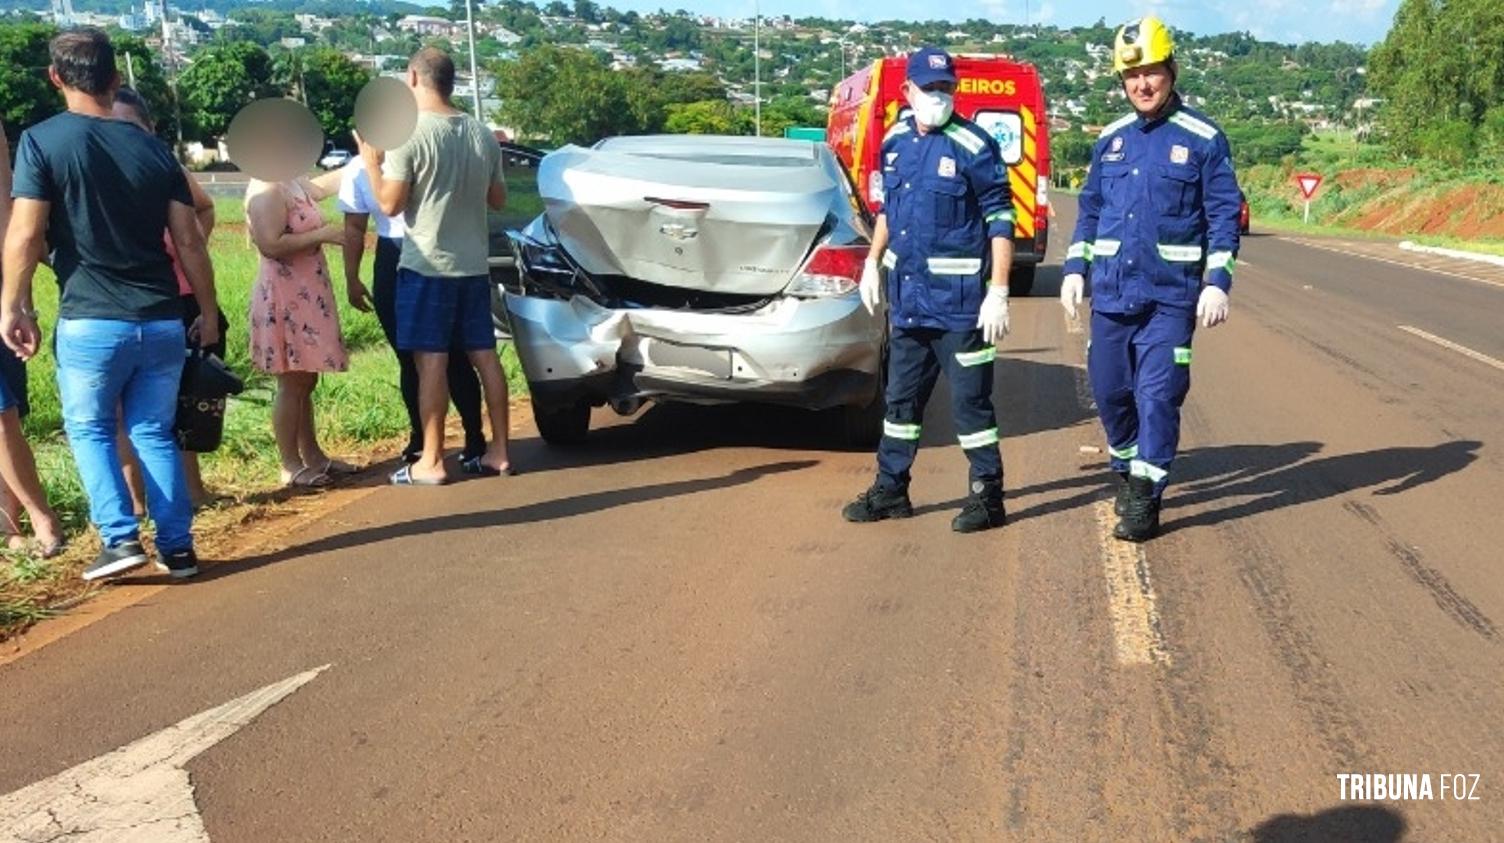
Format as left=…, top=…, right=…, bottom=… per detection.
left=56, top=318, right=194, bottom=553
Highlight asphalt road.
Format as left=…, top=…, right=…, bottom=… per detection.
left=2, top=196, right=1502, bottom=841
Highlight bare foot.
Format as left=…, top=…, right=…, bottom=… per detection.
left=32, top=514, right=64, bottom=555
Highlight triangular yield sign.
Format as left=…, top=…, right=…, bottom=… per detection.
left=1296, top=174, right=1322, bottom=199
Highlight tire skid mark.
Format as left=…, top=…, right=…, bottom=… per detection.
left=1223, top=518, right=1370, bottom=769
left=1342, top=500, right=1497, bottom=641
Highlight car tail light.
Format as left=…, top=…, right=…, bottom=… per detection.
left=868, top=171, right=884, bottom=207
left=786, top=244, right=867, bottom=298
left=1037, top=174, right=1049, bottom=209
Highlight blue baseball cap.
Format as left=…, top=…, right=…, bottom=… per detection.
left=906, top=47, right=957, bottom=87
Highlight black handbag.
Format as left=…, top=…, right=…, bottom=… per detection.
left=179, top=348, right=244, bottom=399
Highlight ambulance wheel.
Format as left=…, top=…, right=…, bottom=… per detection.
left=533, top=397, right=590, bottom=446
left=1009, top=265, right=1036, bottom=297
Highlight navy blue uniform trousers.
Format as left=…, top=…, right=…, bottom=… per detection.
left=877, top=326, right=1003, bottom=490
left=1088, top=303, right=1195, bottom=497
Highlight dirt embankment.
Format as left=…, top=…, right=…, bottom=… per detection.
left=1249, top=165, right=1504, bottom=242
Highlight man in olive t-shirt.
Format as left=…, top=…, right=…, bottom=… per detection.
left=360, top=47, right=510, bottom=484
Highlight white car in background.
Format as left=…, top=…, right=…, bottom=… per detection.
left=319, top=148, right=352, bottom=169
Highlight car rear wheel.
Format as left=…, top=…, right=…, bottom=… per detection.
left=1008, top=264, right=1036, bottom=297
left=532, top=398, right=590, bottom=445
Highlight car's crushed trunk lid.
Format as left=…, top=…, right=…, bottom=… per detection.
left=538, top=143, right=836, bottom=297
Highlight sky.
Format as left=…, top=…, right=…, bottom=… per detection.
left=607, top=0, right=1402, bottom=46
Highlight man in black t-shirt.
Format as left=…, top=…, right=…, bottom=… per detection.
left=1, top=28, right=218, bottom=581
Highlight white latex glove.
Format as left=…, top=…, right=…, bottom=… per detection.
left=1060, top=273, right=1085, bottom=320
left=859, top=258, right=882, bottom=316
left=1196, top=286, right=1230, bottom=328
left=977, top=286, right=1011, bottom=344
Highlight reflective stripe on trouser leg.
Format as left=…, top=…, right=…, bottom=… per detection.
left=941, top=328, right=1002, bottom=485
left=1130, top=306, right=1195, bottom=497
left=1088, top=309, right=1141, bottom=474
left=1108, top=442, right=1139, bottom=473
left=876, top=327, right=942, bottom=490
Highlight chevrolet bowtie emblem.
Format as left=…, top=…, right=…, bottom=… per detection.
left=659, top=223, right=698, bottom=241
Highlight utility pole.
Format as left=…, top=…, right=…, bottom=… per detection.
left=464, top=0, right=482, bottom=119
left=753, top=0, right=761, bottom=136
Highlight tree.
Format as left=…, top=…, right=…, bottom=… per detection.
left=494, top=45, right=649, bottom=145
left=301, top=48, right=370, bottom=145
left=177, top=42, right=278, bottom=141
left=0, top=23, right=59, bottom=145
left=664, top=100, right=744, bottom=134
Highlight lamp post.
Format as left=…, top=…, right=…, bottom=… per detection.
left=464, top=0, right=482, bottom=119
left=753, top=0, right=761, bottom=136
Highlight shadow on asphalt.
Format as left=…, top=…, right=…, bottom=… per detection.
left=199, top=459, right=818, bottom=579
left=511, top=356, right=1095, bottom=473
left=957, top=440, right=1480, bottom=529
left=1248, top=804, right=1406, bottom=842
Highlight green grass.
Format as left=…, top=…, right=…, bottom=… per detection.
left=4, top=212, right=530, bottom=637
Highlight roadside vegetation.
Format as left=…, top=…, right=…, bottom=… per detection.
left=1, top=206, right=529, bottom=638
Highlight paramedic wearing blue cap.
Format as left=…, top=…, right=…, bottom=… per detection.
left=1059, top=17, right=1242, bottom=541
left=842, top=46, right=1016, bottom=534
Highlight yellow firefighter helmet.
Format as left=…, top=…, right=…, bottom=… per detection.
left=1113, top=16, right=1175, bottom=73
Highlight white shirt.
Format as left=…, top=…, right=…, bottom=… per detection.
left=336, top=159, right=405, bottom=240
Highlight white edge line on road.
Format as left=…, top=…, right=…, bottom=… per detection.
left=1095, top=500, right=1171, bottom=667
left=1287, top=238, right=1504, bottom=291
left=1397, top=325, right=1504, bottom=373
left=1400, top=240, right=1504, bottom=269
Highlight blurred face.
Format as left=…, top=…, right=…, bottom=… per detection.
left=1122, top=62, right=1174, bottom=115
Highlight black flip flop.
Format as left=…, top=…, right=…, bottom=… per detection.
left=390, top=464, right=448, bottom=486
left=461, top=456, right=514, bottom=477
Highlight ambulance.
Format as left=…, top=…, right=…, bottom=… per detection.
left=827, top=54, right=1051, bottom=295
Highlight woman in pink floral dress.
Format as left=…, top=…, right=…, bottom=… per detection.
left=246, top=173, right=354, bottom=487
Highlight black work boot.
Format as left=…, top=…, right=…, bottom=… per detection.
left=842, top=482, right=914, bottom=523
left=1112, top=470, right=1130, bottom=517
left=952, top=481, right=1007, bottom=533
left=1113, top=475, right=1161, bottom=542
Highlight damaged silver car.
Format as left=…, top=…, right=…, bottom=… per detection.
left=495, top=135, right=886, bottom=445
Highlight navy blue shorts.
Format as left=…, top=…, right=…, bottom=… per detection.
left=0, top=343, right=29, bottom=417
left=394, top=269, right=496, bottom=353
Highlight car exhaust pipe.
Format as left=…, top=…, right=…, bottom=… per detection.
left=609, top=397, right=642, bottom=417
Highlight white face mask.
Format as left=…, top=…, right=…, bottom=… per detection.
left=907, top=87, right=954, bottom=128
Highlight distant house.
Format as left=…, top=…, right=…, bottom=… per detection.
left=279, top=36, right=307, bottom=49
left=488, top=26, right=522, bottom=45
left=660, top=57, right=702, bottom=72
left=398, top=15, right=457, bottom=37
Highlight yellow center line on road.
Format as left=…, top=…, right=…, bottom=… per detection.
left=1283, top=237, right=1504, bottom=291
left=1397, top=325, right=1504, bottom=373
left=1095, top=500, right=1171, bottom=667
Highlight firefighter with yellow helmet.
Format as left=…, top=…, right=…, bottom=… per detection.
left=1060, top=17, right=1242, bottom=541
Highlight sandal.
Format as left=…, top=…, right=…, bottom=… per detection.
left=318, top=459, right=360, bottom=476
left=460, top=455, right=514, bottom=477
left=389, top=464, right=447, bottom=486
left=283, top=466, right=332, bottom=488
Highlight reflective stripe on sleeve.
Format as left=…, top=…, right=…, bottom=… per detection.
left=1157, top=244, right=1204, bottom=262
left=985, top=209, right=1015, bottom=224
left=881, top=250, right=898, bottom=270
left=884, top=420, right=922, bottom=441
left=1208, top=251, right=1236, bottom=273
left=1066, top=241, right=1090, bottom=261
left=957, top=428, right=1000, bottom=449
left=955, top=347, right=997, bottom=367
left=1092, top=239, right=1121, bottom=257
left=927, top=257, right=983, bottom=275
